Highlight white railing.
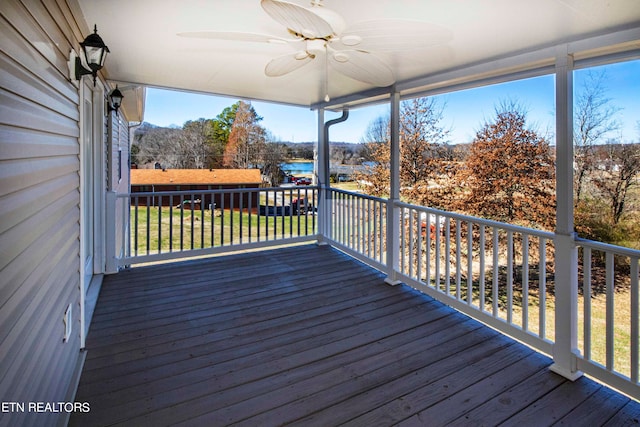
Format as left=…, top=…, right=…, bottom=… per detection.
left=107, top=186, right=639, bottom=399
left=395, top=202, right=555, bottom=355
left=576, top=238, right=640, bottom=398
left=323, top=189, right=639, bottom=399
left=111, top=186, right=318, bottom=265
left=327, top=188, right=387, bottom=270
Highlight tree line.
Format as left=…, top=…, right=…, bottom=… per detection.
left=132, top=100, right=367, bottom=184
left=132, top=101, right=288, bottom=184
left=355, top=71, right=640, bottom=247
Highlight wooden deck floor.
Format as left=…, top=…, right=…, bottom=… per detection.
left=70, top=244, right=640, bottom=426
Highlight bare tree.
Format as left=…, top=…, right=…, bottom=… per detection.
left=223, top=101, right=266, bottom=168
left=354, top=97, right=450, bottom=201
left=136, top=126, right=185, bottom=168
left=261, top=137, right=288, bottom=185
left=592, top=141, right=640, bottom=225
left=574, top=70, right=622, bottom=204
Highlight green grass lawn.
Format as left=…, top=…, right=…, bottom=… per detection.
left=131, top=206, right=316, bottom=255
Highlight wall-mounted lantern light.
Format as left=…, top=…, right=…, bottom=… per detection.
left=108, top=85, right=124, bottom=113
left=72, top=25, right=109, bottom=86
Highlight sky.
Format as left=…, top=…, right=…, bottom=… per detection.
left=143, top=60, right=639, bottom=145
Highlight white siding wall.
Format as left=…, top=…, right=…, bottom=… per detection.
left=0, top=1, right=103, bottom=425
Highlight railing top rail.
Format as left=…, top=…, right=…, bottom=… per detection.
left=118, top=185, right=319, bottom=198
left=328, top=187, right=389, bottom=204
left=577, top=237, right=640, bottom=258
left=395, top=200, right=556, bottom=239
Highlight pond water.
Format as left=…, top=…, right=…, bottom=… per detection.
left=282, top=162, right=314, bottom=175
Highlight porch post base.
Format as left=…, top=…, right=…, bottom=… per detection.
left=549, top=363, right=583, bottom=381
left=384, top=277, right=402, bottom=286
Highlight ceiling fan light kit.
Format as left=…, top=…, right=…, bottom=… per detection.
left=179, top=0, right=451, bottom=97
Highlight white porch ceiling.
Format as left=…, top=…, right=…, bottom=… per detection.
left=77, top=0, right=640, bottom=108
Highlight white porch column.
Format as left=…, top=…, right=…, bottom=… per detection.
left=105, top=191, right=118, bottom=274
left=550, top=48, right=583, bottom=380
left=316, top=107, right=329, bottom=244
left=385, top=91, right=402, bottom=285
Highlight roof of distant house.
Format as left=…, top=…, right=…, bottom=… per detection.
left=130, top=168, right=262, bottom=185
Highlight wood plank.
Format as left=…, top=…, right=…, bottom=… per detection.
left=554, top=385, right=630, bottom=425
left=81, top=278, right=413, bottom=383
left=446, top=367, right=567, bottom=426
left=77, top=296, right=437, bottom=402
left=236, top=328, right=508, bottom=426
left=69, top=245, right=640, bottom=427
left=500, top=377, right=602, bottom=425
left=396, top=351, right=553, bottom=426
left=170, top=316, right=481, bottom=427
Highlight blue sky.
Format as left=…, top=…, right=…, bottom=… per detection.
left=144, top=60, right=638, bottom=145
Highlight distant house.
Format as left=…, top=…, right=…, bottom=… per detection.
left=130, top=168, right=262, bottom=210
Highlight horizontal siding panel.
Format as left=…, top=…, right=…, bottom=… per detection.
left=1, top=52, right=79, bottom=120
left=48, top=0, right=87, bottom=49
left=0, top=156, right=78, bottom=196
left=0, top=229, right=78, bottom=386
left=0, top=188, right=77, bottom=272
left=0, top=124, right=78, bottom=160
left=0, top=173, right=78, bottom=234
left=0, top=207, right=79, bottom=343
left=0, top=89, right=79, bottom=137
left=18, top=0, right=74, bottom=57
left=0, top=12, right=76, bottom=101
left=0, top=1, right=83, bottom=426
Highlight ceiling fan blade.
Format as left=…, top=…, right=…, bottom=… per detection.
left=328, top=49, right=395, bottom=87
left=265, top=51, right=314, bottom=77
left=336, top=20, right=453, bottom=52
left=177, top=31, right=295, bottom=44
left=261, top=0, right=337, bottom=39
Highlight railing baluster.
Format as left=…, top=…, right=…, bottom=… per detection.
left=201, top=192, right=205, bottom=248
left=134, top=196, right=139, bottom=257
left=445, top=218, right=451, bottom=296
left=584, top=247, right=592, bottom=360
left=179, top=194, right=184, bottom=250
left=479, top=225, right=485, bottom=311
left=492, top=227, right=499, bottom=317
left=146, top=195, right=151, bottom=255
left=239, top=190, right=244, bottom=244
left=606, top=251, right=615, bottom=371
left=456, top=220, right=462, bottom=300
left=409, top=209, right=414, bottom=279
left=190, top=193, right=195, bottom=250
left=220, top=192, right=225, bottom=245
left=308, top=187, right=312, bottom=235
left=374, top=201, right=379, bottom=263
left=428, top=213, right=435, bottom=286
left=366, top=198, right=371, bottom=259
left=435, top=215, right=441, bottom=291
left=214, top=193, right=216, bottom=248
left=467, top=221, right=473, bottom=305
left=539, top=237, right=547, bottom=340
left=288, top=188, right=293, bottom=238
left=169, top=195, right=174, bottom=252
left=248, top=189, right=252, bottom=243
left=158, top=196, right=162, bottom=253
left=230, top=191, right=235, bottom=244
left=631, top=257, right=639, bottom=383
left=507, top=230, right=513, bottom=323
left=522, top=234, right=529, bottom=331
left=281, top=189, right=285, bottom=239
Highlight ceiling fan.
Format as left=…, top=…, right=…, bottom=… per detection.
left=178, top=0, right=451, bottom=100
